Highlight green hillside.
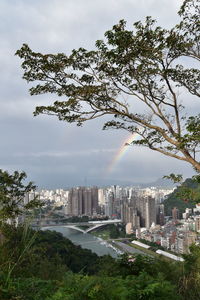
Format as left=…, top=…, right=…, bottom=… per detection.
left=164, top=178, right=200, bottom=215
left=1, top=224, right=198, bottom=300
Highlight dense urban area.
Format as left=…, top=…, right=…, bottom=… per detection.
left=28, top=183, right=200, bottom=256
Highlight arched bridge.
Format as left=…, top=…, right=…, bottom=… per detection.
left=40, top=219, right=122, bottom=234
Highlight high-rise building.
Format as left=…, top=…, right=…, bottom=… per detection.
left=145, top=196, right=156, bottom=228
left=98, top=189, right=105, bottom=206
left=69, top=187, right=83, bottom=215
left=122, top=195, right=156, bottom=229
left=83, top=188, right=92, bottom=215
left=172, top=207, right=179, bottom=221
left=156, top=204, right=165, bottom=225
left=67, top=186, right=99, bottom=216
left=91, top=186, right=99, bottom=214
left=195, top=216, right=200, bottom=232
left=105, top=191, right=115, bottom=217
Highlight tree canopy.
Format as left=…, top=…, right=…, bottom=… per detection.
left=0, top=169, right=41, bottom=224
left=0, top=225, right=187, bottom=300
left=16, top=0, right=200, bottom=172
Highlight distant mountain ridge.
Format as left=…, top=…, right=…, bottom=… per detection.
left=139, top=178, right=176, bottom=188
left=39, top=177, right=175, bottom=190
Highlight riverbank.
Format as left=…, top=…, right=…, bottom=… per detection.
left=97, top=237, right=124, bottom=256
left=41, top=226, right=167, bottom=259
left=91, top=228, right=110, bottom=240
left=42, top=226, right=119, bottom=257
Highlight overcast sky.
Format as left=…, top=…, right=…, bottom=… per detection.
left=0, top=0, right=198, bottom=189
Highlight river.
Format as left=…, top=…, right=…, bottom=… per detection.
left=42, top=226, right=120, bottom=258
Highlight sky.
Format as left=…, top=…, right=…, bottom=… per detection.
left=0, top=0, right=198, bottom=189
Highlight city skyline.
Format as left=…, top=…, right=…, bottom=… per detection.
left=0, top=0, right=197, bottom=189
left=33, top=184, right=200, bottom=254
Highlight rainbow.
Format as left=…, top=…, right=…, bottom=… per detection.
left=107, top=133, right=140, bottom=173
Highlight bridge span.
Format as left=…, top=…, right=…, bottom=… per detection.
left=40, top=219, right=122, bottom=234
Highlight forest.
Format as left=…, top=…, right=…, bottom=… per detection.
left=0, top=223, right=200, bottom=300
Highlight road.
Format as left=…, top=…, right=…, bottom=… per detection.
left=113, top=241, right=152, bottom=256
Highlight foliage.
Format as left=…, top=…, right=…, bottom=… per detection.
left=62, top=215, right=89, bottom=223
left=3, top=222, right=200, bottom=299
left=0, top=271, right=181, bottom=300
left=0, top=169, right=42, bottom=224
left=16, top=0, right=200, bottom=172
left=47, top=272, right=180, bottom=300
left=107, top=224, right=120, bottom=238
left=179, top=244, right=200, bottom=300
left=91, top=223, right=126, bottom=239
left=164, top=178, right=200, bottom=215
left=0, top=225, right=99, bottom=279
left=0, top=276, right=57, bottom=300
left=163, top=174, right=183, bottom=183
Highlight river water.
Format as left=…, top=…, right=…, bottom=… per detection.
left=42, top=226, right=119, bottom=258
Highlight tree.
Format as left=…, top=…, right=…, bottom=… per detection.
left=179, top=244, right=200, bottom=299
left=0, top=169, right=41, bottom=224
left=16, top=0, right=200, bottom=172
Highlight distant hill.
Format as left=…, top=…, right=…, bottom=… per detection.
left=40, top=177, right=176, bottom=190
left=140, top=178, right=175, bottom=188
left=164, top=178, right=199, bottom=215
left=97, top=177, right=176, bottom=188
